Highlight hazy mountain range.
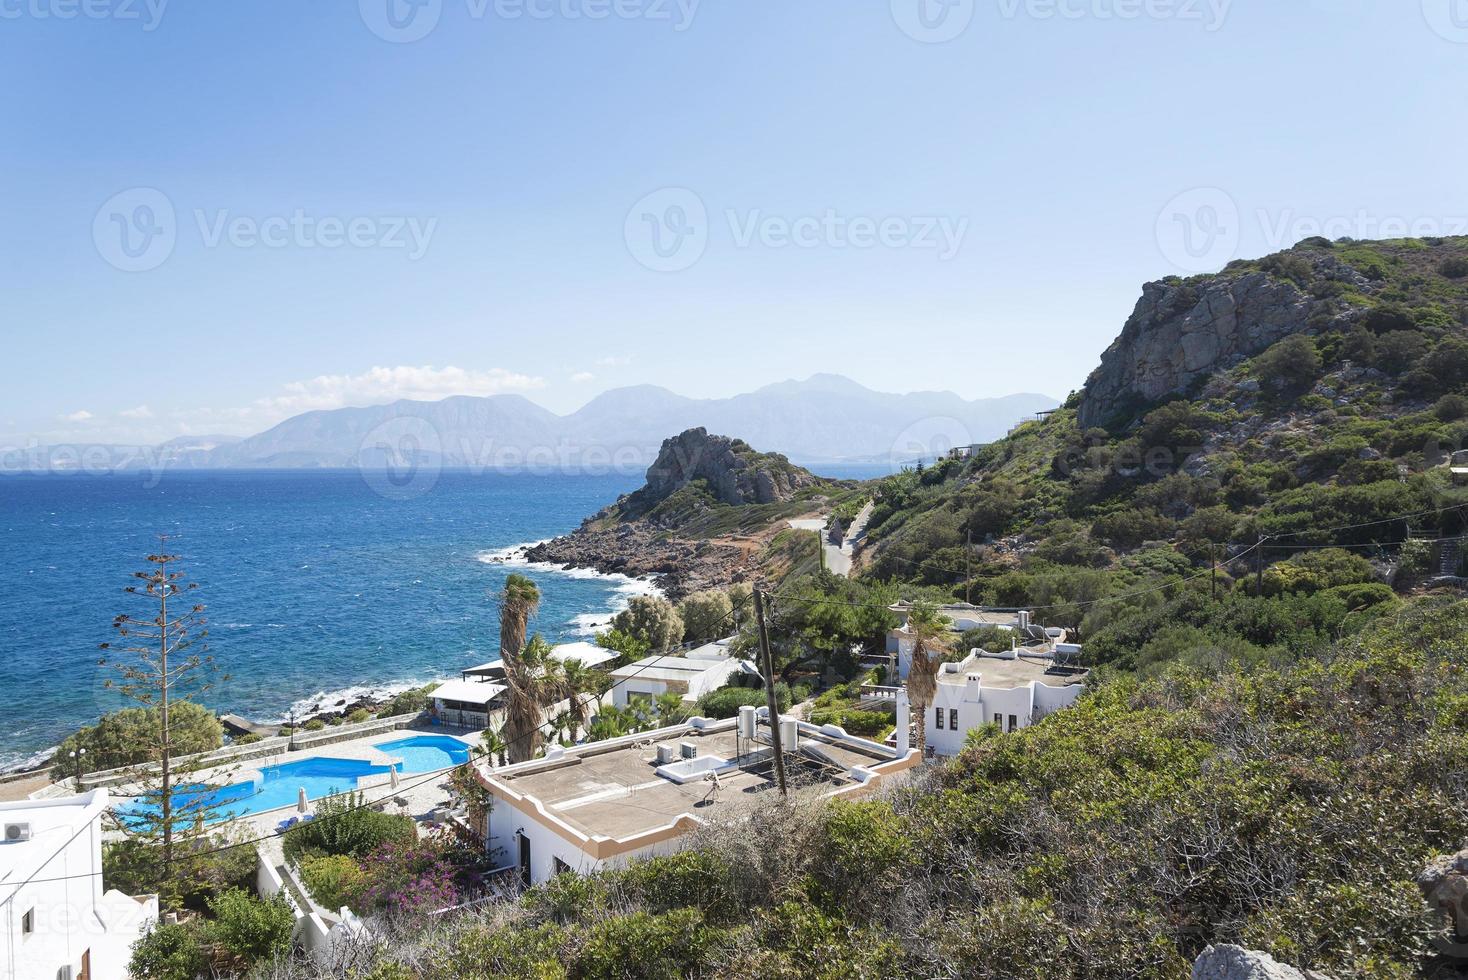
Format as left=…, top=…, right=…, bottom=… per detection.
left=9, top=375, right=1059, bottom=471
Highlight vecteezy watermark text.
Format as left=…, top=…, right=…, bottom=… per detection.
left=1155, top=187, right=1468, bottom=274
left=358, top=0, right=699, bottom=43
left=93, top=188, right=438, bottom=272
left=624, top=188, right=969, bottom=272
left=0, top=0, right=167, bottom=29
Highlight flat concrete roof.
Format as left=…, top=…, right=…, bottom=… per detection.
left=608, top=655, right=720, bottom=682
left=488, top=723, right=896, bottom=841
left=937, top=653, right=1088, bottom=689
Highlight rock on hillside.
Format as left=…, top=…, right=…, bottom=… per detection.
left=1192, top=945, right=1333, bottom=980
left=1077, top=237, right=1468, bottom=428
left=523, top=429, right=836, bottom=598
left=626, top=428, right=819, bottom=519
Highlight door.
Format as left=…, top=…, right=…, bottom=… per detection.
left=80, top=949, right=91, bottom=980
left=518, top=831, right=532, bottom=888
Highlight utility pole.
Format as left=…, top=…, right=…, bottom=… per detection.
left=1255, top=534, right=1266, bottom=596
left=965, top=529, right=972, bottom=606
left=752, top=589, right=787, bottom=797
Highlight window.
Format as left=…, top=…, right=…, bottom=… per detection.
left=949, top=709, right=958, bottom=731
left=1007, top=714, right=1018, bottom=732
left=934, top=707, right=944, bottom=730
left=553, top=857, right=572, bottom=876
left=22, top=908, right=34, bottom=935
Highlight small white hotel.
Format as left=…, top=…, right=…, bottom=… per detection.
left=1, top=789, right=158, bottom=980
left=475, top=705, right=919, bottom=886
left=925, top=649, right=1088, bottom=757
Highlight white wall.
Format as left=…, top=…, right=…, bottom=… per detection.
left=1, top=792, right=153, bottom=980
left=486, top=795, right=684, bottom=887
left=926, top=679, right=1084, bottom=757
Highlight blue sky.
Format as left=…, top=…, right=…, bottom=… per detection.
left=3, top=0, right=1466, bottom=445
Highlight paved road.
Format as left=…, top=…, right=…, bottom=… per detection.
left=788, top=499, right=874, bottom=578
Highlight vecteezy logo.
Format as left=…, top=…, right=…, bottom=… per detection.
left=1155, top=187, right=1240, bottom=275
left=624, top=188, right=708, bottom=272
left=891, top=0, right=974, bottom=43
left=93, top=188, right=177, bottom=272
left=1423, top=0, right=1468, bottom=42
left=359, top=0, right=442, bottom=43
left=357, top=416, right=443, bottom=500
left=889, top=416, right=973, bottom=468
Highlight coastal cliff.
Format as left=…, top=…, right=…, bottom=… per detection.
left=526, top=428, right=849, bottom=597
left=1077, top=238, right=1468, bottom=427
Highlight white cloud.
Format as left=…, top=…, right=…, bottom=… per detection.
left=119, top=405, right=154, bottom=419
left=254, top=365, right=547, bottom=416
left=570, top=371, right=595, bottom=383
left=61, top=410, right=93, bottom=423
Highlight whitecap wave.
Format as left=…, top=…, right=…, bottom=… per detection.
left=476, top=540, right=663, bottom=636
left=0, top=744, right=57, bottom=776
left=264, top=679, right=434, bottom=725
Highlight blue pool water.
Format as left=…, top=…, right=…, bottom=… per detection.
left=377, top=735, right=472, bottom=772
left=117, top=755, right=399, bottom=825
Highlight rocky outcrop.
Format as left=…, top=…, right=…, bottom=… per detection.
left=630, top=428, right=818, bottom=516
left=1078, top=272, right=1313, bottom=428
left=1192, top=945, right=1333, bottom=980
left=523, top=429, right=827, bottom=598
left=1420, top=845, right=1468, bottom=956
left=1076, top=245, right=1386, bottom=428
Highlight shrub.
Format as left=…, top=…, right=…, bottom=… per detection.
left=1435, top=393, right=1468, bottom=422
left=1376, top=330, right=1428, bottom=374
left=381, top=683, right=439, bottom=718
left=206, top=889, right=294, bottom=966
left=1253, top=334, right=1323, bottom=392
left=611, top=595, right=685, bottom=653
left=346, top=708, right=372, bottom=724
left=232, top=733, right=262, bottom=745
left=129, top=922, right=209, bottom=980
left=696, top=684, right=788, bottom=719
left=282, top=792, right=416, bottom=863
left=1441, top=256, right=1468, bottom=279
left=359, top=840, right=460, bottom=914
left=300, top=853, right=369, bottom=910
left=56, top=701, right=222, bottom=777
left=303, top=719, right=326, bottom=731
left=675, top=589, right=735, bottom=645
left=575, top=909, right=716, bottom=980
left=1262, top=548, right=1376, bottom=596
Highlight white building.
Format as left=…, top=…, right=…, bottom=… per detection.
left=604, top=655, right=751, bottom=708
left=477, top=707, right=919, bottom=886
left=886, top=603, right=1068, bottom=681
left=924, top=649, right=1088, bottom=757
left=1, top=789, right=158, bottom=980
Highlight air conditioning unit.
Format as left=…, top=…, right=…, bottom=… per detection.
left=655, top=744, right=677, bottom=764
left=679, top=741, right=698, bottom=760
left=3, top=822, right=32, bottom=843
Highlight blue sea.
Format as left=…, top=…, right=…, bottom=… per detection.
left=0, top=464, right=888, bottom=772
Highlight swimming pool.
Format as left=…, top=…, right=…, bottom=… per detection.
left=116, top=755, right=398, bottom=825
left=376, top=735, right=472, bottom=772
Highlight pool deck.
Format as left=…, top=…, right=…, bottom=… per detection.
left=107, top=725, right=483, bottom=858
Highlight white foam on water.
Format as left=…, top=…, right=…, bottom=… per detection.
left=476, top=540, right=664, bottom=636
left=266, top=679, right=434, bottom=725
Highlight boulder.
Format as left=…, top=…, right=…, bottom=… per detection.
left=1191, top=945, right=1332, bottom=980
left=1420, top=846, right=1468, bottom=953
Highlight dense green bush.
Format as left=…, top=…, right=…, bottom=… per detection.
left=381, top=683, right=440, bottom=718
left=129, top=922, right=208, bottom=980
left=56, top=701, right=222, bottom=776
left=300, top=852, right=370, bottom=910
left=207, top=889, right=294, bottom=966
left=696, top=683, right=789, bottom=719
left=282, top=792, right=417, bottom=863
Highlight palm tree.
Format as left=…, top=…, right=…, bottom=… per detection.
left=480, top=726, right=508, bottom=768
left=558, top=659, right=599, bottom=741
left=503, top=635, right=563, bottom=763
left=904, top=602, right=952, bottom=758
left=498, top=573, right=541, bottom=662
left=653, top=692, right=688, bottom=726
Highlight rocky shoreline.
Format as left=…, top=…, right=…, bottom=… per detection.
left=524, top=526, right=751, bottom=601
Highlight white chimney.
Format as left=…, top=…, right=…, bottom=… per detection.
left=965, top=674, right=981, bottom=699
left=895, top=689, right=910, bottom=756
